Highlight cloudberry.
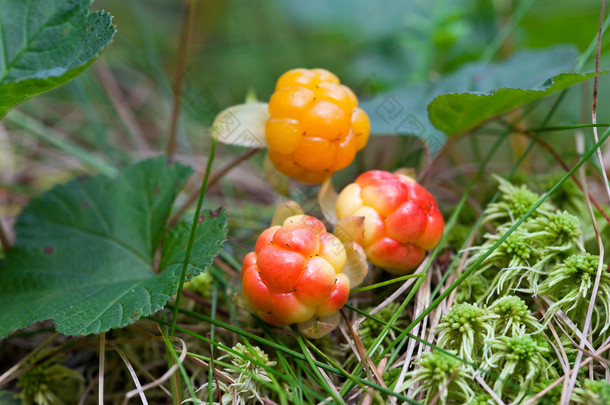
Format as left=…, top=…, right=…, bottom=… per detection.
left=335, top=170, right=444, bottom=274
left=266, top=68, right=370, bottom=184
left=240, top=214, right=352, bottom=332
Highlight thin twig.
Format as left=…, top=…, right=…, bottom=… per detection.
left=518, top=131, right=610, bottom=223
left=170, top=137, right=217, bottom=336
left=428, top=369, right=458, bottom=405
left=475, top=374, right=506, bottom=405
left=539, top=296, right=597, bottom=354
left=562, top=129, right=606, bottom=404
left=548, top=318, right=571, bottom=376
left=362, top=357, right=389, bottom=405
left=170, top=148, right=261, bottom=225
left=117, top=347, right=148, bottom=405
left=127, top=331, right=188, bottom=401
left=120, top=346, right=173, bottom=398
left=591, top=0, right=610, bottom=202
left=78, top=375, right=99, bottom=405
left=213, top=257, right=240, bottom=278
left=182, top=289, right=231, bottom=317
left=398, top=270, right=431, bottom=394
left=99, top=332, right=106, bottom=405
left=534, top=295, right=573, bottom=396
left=208, top=336, right=223, bottom=405
left=206, top=148, right=262, bottom=189
left=560, top=4, right=610, bottom=391
left=337, top=322, right=373, bottom=399
left=340, top=309, right=387, bottom=389
left=0, top=219, right=10, bottom=251
left=94, top=61, right=151, bottom=152
left=0, top=333, right=58, bottom=387
left=523, top=340, right=610, bottom=405
left=166, top=0, right=195, bottom=158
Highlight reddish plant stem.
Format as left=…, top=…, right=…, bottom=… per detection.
left=562, top=2, right=607, bottom=403
left=94, top=61, right=151, bottom=152
left=519, top=131, right=610, bottom=224
left=181, top=289, right=230, bottom=318
left=166, top=0, right=195, bottom=158
left=170, top=148, right=261, bottom=225
left=339, top=309, right=387, bottom=389
left=0, top=219, right=10, bottom=251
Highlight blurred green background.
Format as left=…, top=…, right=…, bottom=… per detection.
left=90, top=0, right=607, bottom=118
left=6, top=0, right=608, bottom=198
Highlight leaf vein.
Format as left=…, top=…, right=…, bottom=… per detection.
left=38, top=217, right=151, bottom=267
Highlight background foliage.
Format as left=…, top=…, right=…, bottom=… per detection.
left=1, top=0, right=610, bottom=404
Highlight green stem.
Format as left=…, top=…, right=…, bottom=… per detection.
left=339, top=133, right=507, bottom=398
left=381, top=126, right=610, bottom=358
left=524, top=123, right=610, bottom=132
left=479, top=0, right=537, bottom=63
left=351, top=273, right=424, bottom=293
left=575, top=12, right=610, bottom=72
left=166, top=0, right=196, bottom=157
left=294, top=332, right=343, bottom=404
left=207, top=283, right=217, bottom=405
left=154, top=311, right=423, bottom=404
left=304, top=337, right=376, bottom=400
left=160, top=327, right=197, bottom=399
left=170, top=137, right=218, bottom=336
left=429, top=88, right=568, bottom=302
left=5, top=110, right=117, bottom=177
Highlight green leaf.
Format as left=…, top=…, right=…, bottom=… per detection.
left=0, top=391, right=19, bottom=405
left=361, top=45, right=588, bottom=153
left=0, top=0, right=116, bottom=118
left=428, top=72, right=601, bottom=137
left=0, top=157, right=227, bottom=338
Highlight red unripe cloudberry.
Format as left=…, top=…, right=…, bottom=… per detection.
left=336, top=170, right=444, bottom=274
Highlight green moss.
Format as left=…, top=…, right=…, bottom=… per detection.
left=436, top=303, right=496, bottom=363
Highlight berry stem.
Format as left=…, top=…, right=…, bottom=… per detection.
left=170, top=136, right=217, bottom=337
left=170, top=147, right=261, bottom=225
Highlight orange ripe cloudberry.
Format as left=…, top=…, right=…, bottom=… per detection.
left=335, top=170, right=444, bottom=275
left=239, top=208, right=366, bottom=337
left=266, top=68, right=370, bottom=184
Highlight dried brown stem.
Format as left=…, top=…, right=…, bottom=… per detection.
left=207, top=335, right=223, bottom=405
left=0, top=219, right=10, bottom=251
left=340, top=309, right=387, bottom=389
left=519, top=131, right=610, bottom=223
left=428, top=369, right=459, bottom=405
left=182, top=289, right=230, bottom=318
left=166, top=0, right=195, bottom=158
left=523, top=340, right=610, bottom=405
left=94, top=61, right=151, bottom=152
left=588, top=0, right=609, bottom=202
left=475, top=374, right=506, bottom=405
left=99, top=333, right=106, bottom=405
left=562, top=4, right=607, bottom=401
left=170, top=148, right=261, bottom=225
